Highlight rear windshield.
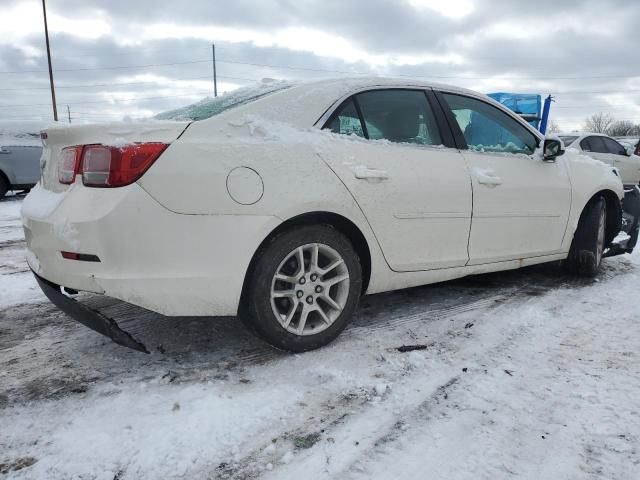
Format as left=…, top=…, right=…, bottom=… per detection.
left=156, top=81, right=291, bottom=121
left=559, top=135, right=578, bottom=147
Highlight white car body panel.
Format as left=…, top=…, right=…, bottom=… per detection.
left=316, top=141, right=472, bottom=271
left=21, top=78, right=625, bottom=317
left=560, top=132, right=640, bottom=187
left=462, top=150, right=572, bottom=264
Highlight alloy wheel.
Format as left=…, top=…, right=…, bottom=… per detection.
left=270, top=243, right=350, bottom=336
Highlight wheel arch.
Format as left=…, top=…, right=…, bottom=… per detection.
left=241, top=211, right=373, bottom=302
left=582, top=189, right=622, bottom=246
left=0, top=168, right=10, bottom=186
left=0, top=169, right=11, bottom=197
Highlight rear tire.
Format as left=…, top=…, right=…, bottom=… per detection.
left=0, top=176, right=8, bottom=199
left=241, top=225, right=362, bottom=352
left=565, top=197, right=607, bottom=277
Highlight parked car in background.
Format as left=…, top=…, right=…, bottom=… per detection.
left=559, top=133, right=640, bottom=187
left=0, top=124, right=43, bottom=199
left=22, top=78, right=634, bottom=353
left=0, top=145, right=42, bottom=199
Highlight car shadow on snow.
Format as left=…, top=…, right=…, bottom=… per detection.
left=69, top=259, right=627, bottom=360
left=0, top=191, right=29, bottom=203
left=0, top=257, right=634, bottom=405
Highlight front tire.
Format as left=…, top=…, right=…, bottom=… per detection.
left=241, top=225, right=362, bottom=352
left=565, top=197, right=607, bottom=277
left=0, top=176, right=8, bottom=199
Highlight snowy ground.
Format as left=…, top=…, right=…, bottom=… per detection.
left=1, top=194, right=639, bottom=480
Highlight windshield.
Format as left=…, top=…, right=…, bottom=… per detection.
left=156, top=81, right=291, bottom=121
left=559, top=135, right=578, bottom=147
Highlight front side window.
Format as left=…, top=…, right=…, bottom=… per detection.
left=326, top=99, right=365, bottom=138
left=582, top=136, right=607, bottom=154
left=441, top=93, right=538, bottom=155
left=355, top=89, right=442, bottom=146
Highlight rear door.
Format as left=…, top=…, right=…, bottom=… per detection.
left=317, top=88, right=473, bottom=271
left=437, top=91, right=572, bottom=265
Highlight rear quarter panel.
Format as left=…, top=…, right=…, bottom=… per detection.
left=138, top=117, right=391, bottom=293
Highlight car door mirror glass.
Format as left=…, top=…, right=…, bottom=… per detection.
left=543, top=138, right=565, bottom=161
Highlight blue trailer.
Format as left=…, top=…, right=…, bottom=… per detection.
left=488, top=92, right=553, bottom=134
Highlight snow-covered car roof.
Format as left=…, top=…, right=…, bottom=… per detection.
left=156, top=77, right=505, bottom=130
left=558, top=132, right=609, bottom=139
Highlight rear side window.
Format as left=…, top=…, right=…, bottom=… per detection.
left=325, top=89, right=442, bottom=146
left=326, top=99, right=365, bottom=138
left=441, top=93, right=538, bottom=155
left=603, top=137, right=627, bottom=155
left=355, top=90, right=442, bottom=146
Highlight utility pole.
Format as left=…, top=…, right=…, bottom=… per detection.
left=67, top=105, right=71, bottom=124
left=212, top=43, right=218, bottom=97
left=42, top=0, right=58, bottom=121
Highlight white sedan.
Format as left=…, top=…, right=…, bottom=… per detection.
left=559, top=132, right=640, bottom=187
left=22, top=78, right=628, bottom=353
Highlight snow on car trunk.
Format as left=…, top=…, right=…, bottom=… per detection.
left=39, top=121, right=190, bottom=193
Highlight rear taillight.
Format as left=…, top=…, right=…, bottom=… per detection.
left=58, top=143, right=168, bottom=187
left=82, top=143, right=168, bottom=188
left=58, top=146, right=83, bottom=184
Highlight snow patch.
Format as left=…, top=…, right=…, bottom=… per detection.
left=20, top=184, right=65, bottom=219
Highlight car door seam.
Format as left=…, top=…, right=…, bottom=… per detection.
left=313, top=151, right=396, bottom=271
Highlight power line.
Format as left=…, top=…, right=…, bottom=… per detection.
left=0, top=74, right=257, bottom=96
left=555, top=104, right=640, bottom=109
left=1, top=56, right=639, bottom=81
left=0, top=91, right=213, bottom=109
left=0, top=75, right=213, bottom=91
left=0, top=59, right=211, bottom=75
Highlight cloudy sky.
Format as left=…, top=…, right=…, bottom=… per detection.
left=1, top=0, right=639, bottom=130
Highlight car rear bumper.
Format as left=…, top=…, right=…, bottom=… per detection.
left=606, top=186, right=640, bottom=257
left=33, top=271, right=149, bottom=352
left=22, top=183, right=281, bottom=316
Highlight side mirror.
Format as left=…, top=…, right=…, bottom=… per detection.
left=625, top=146, right=634, bottom=157
left=543, top=138, right=565, bottom=161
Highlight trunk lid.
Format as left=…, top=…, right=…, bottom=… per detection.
left=40, top=121, right=190, bottom=192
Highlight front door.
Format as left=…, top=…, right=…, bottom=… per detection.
left=438, top=92, right=572, bottom=265
left=318, top=88, right=473, bottom=272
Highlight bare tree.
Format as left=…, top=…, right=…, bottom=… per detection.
left=547, top=120, right=562, bottom=134
left=583, top=113, right=615, bottom=134
left=607, top=120, right=638, bottom=137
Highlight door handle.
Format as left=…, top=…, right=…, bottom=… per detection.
left=473, top=168, right=502, bottom=186
left=478, top=177, right=502, bottom=186
left=353, top=166, right=389, bottom=181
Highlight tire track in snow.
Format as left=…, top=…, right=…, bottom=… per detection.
left=206, top=292, right=543, bottom=479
